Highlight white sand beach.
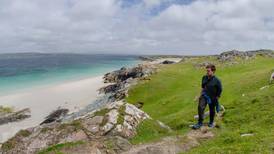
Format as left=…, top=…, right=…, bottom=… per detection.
left=0, top=76, right=105, bottom=142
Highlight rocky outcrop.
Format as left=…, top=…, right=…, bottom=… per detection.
left=103, top=64, right=157, bottom=83
left=218, top=49, right=274, bottom=62
left=0, top=101, right=153, bottom=154
left=99, top=64, right=157, bottom=103
left=217, top=50, right=254, bottom=62
left=0, top=108, right=31, bottom=125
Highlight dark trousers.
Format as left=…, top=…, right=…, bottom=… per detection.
left=198, top=96, right=216, bottom=124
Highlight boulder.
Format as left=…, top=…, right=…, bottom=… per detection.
left=40, top=108, right=69, bottom=125
left=161, top=60, right=175, bottom=64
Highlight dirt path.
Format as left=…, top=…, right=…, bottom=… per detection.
left=123, top=126, right=214, bottom=154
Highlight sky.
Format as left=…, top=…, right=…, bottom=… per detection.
left=0, top=0, right=274, bottom=55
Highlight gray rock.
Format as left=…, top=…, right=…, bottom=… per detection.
left=83, top=116, right=104, bottom=134
left=102, top=123, right=115, bottom=134
left=40, top=108, right=69, bottom=125
left=161, top=60, right=175, bottom=64
left=218, top=49, right=274, bottom=62
left=107, top=109, right=119, bottom=125
left=125, top=104, right=150, bottom=121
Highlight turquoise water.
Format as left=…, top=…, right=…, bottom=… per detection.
left=0, top=53, right=140, bottom=95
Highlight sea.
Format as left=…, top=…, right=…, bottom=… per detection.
left=0, top=53, right=140, bottom=95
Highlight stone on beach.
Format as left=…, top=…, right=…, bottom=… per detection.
left=161, top=60, right=175, bottom=64
left=40, top=108, right=69, bottom=125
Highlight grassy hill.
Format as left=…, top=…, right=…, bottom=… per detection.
left=126, top=56, right=274, bottom=153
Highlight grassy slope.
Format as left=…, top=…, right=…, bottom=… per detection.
left=126, top=56, right=274, bottom=153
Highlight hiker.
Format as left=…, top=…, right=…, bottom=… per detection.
left=192, top=64, right=223, bottom=129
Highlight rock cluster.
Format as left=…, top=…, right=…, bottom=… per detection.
left=218, top=49, right=274, bottom=62
left=217, top=50, right=254, bottom=62
left=0, top=101, right=150, bottom=154
left=103, top=64, right=157, bottom=83
left=100, top=64, right=157, bottom=102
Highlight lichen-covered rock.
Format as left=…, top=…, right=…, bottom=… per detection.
left=107, top=109, right=119, bottom=124
left=0, top=101, right=154, bottom=154
left=125, top=104, right=149, bottom=121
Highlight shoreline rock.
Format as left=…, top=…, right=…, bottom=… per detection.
left=40, top=108, right=69, bottom=125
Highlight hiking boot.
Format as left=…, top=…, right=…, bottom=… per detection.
left=192, top=122, right=203, bottom=129
left=208, top=122, right=214, bottom=128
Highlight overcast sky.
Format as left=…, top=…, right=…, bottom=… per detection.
left=0, top=0, right=274, bottom=55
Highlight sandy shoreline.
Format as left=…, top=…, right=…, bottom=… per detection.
left=0, top=75, right=105, bottom=142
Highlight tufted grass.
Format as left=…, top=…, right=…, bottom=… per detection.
left=127, top=56, right=274, bottom=153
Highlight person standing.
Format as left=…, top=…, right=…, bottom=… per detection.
left=192, top=64, right=223, bottom=129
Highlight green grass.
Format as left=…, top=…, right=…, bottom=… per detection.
left=38, top=141, right=85, bottom=154
left=117, top=105, right=126, bottom=125
left=0, top=105, right=13, bottom=114
left=126, top=56, right=274, bottom=153
left=130, top=119, right=171, bottom=144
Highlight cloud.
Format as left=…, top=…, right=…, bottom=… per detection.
left=0, top=0, right=274, bottom=55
